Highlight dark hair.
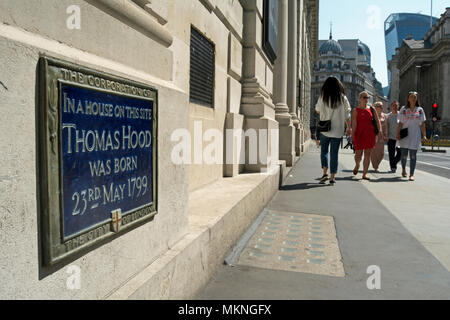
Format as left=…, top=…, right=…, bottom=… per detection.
left=406, top=91, right=420, bottom=108
left=320, top=77, right=346, bottom=109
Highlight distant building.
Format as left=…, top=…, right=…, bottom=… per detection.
left=310, top=34, right=386, bottom=133
left=396, top=8, right=450, bottom=137
left=384, top=13, right=439, bottom=99
left=388, top=48, right=401, bottom=104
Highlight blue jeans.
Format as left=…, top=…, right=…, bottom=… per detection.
left=320, top=133, right=341, bottom=174
left=400, top=148, right=418, bottom=176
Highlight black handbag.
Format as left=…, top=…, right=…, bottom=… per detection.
left=316, top=108, right=335, bottom=133
left=317, top=120, right=331, bottom=133
left=370, top=107, right=379, bottom=135
left=400, top=128, right=408, bottom=139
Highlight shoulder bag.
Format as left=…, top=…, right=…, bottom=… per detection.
left=370, top=106, right=379, bottom=135
left=400, top=128, right=408, bottom=139
left=398, top=107, right=408, bottom=139
left=317, top=107, right=336, bottom=133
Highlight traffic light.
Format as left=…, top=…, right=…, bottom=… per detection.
left=432, top=103, right=438, bottom=119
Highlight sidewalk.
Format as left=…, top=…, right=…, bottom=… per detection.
left=197, top=148, right=450, bottom=300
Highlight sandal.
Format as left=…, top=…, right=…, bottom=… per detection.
left=409, top=176, right=415, bottom=181
left=402, top=171, right=407, bottom=178
left=362, top=175, right=371, bottom=181
left=352, top=167, right=359, bottom=175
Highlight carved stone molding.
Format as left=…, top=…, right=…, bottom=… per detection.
left=87, top=0, right=172, bottom=47
left=132, top=0, right=168, bottom=25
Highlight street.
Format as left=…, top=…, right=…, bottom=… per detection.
left=411, top=149, right=450, bottom=179
left=197, top=148, right=450, bottom=300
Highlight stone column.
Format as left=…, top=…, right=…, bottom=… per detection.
left=239, top=0, right=279, bottom=173
left=287, top=0, right=299, bottom=124
left=273, top=0, right=295, bottom=166
left=288, top=0, right=300, bottom=156
left=441, top=57, right=450, bottom=137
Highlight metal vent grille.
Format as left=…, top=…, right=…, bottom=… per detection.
left=190, top=27, right=215, bottom=107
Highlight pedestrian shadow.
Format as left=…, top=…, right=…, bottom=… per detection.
left=342, top=169, right=395, bottom=175
left=280, top=183, right=329, bottom=191
left=370, top=177, right=408, bottom=183
left=371, top=171, right=394, bottom=175
left=335, top=176, right=358, bottom=181
left=313, top=176, right=358, bottom=182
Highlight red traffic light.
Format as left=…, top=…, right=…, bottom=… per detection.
left=433, top=103, right=438, bottom=108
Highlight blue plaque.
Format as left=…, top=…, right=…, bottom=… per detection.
left=39, top=56, right=158, bottom=267
left=60, top=83, right=153, bottom=239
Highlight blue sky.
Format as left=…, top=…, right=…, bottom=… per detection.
left=319, top=0, right=449, bottom=87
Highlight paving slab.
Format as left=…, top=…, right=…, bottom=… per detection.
left=237, top=210, right=344, bottom=277
left=197, top=149, right=450, bottom=300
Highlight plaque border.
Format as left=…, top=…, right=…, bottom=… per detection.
left=38, top=55, right=158, bottom=267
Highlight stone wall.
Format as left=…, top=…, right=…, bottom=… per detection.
left=0, top=0, right=189, bottom=299
left=0, top=0, right=318, bottom=299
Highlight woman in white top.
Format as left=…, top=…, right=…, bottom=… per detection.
left=396, top=91, right=428, bottom=181
left=315, top=77, right=352, bottom=185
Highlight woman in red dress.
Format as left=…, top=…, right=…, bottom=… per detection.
left=351, top=91, right=383, bottom=180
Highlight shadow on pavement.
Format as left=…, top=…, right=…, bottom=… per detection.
left=335, top=176, right=358, bottom=181
left=371, top=171, right=394, bottom=175
left=280, top=183, right=329, bottom=191
left=370, top=177, right=408, bottom=183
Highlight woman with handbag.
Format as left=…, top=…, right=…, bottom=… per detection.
left=351, top=92, right=383, bottom=180
left=315, top=77, right=351, bottom=185
left=396, top=92, right=428, bottom=181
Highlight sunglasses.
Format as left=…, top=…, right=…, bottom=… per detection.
left=362, top=97, right=369, bottom=100
left=409, top=91, right=418, bottom=95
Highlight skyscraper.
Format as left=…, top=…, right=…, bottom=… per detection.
left=384, top=13, right=438, bottom=93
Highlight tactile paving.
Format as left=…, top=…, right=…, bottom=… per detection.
left=237, top=210, right=345, bottom=277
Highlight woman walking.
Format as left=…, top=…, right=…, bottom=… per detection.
left=397, top=92, right=428, bottom=181
left=315, top=77, right=351, bottom=185
left=351, top=92, right=383, bottom=180
left=371, top=102, right=388, bottom=172
left=386, top=101, right=402, bottom=173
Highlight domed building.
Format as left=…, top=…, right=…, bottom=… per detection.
left=310, top=31, right=387, bottom=134
left=319, top=36, right=344, bottom=56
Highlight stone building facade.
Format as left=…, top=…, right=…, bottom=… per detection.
left=0, top=0, right=318, bottom=299
left=388, top=48, right=401, bottom=104
left=396, top=8, right=450, bottom=137
left=310, top=35, right=386, bottom=133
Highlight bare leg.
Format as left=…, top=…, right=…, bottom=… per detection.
left=354, top=150, right=363, bottom=174
left=363, top=149, right=372, bottom=178
left=371, top=141, right=383, bottom=171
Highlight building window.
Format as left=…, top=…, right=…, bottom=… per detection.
left=190, top=26, right=215, bottom=107
left=298, top=80, right=302, bottom=108
left=328, top=61, right=332, bottom=69
left=262, top=0, right=278, bottom=64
